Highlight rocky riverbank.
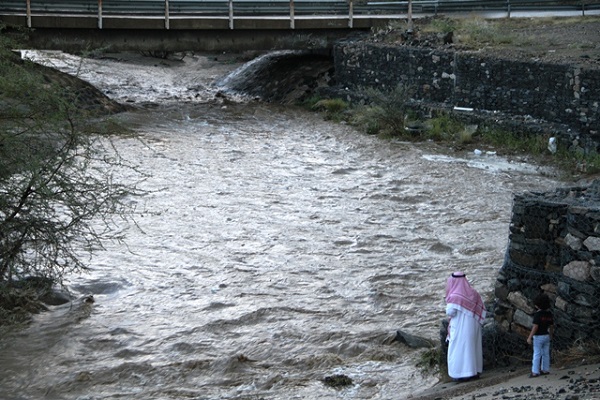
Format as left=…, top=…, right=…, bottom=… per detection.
left=413, top=362, right=600, bottom=400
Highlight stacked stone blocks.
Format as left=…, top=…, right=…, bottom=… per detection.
left=494, top=182, right=600, bottom=363
left=333, top=42, right=600, bottom=142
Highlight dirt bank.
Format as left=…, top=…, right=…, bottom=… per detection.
left=374, top=15, right=600, bottom=70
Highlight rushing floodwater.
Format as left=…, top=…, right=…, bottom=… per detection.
left=0, top=51, right=569, bottom=399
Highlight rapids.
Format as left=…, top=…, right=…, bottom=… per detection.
left=0, top=50, right=568, bottom=399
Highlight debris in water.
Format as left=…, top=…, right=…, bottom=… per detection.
left=323, top=374, right=353, bottom=388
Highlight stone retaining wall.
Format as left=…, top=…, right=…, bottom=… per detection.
left=491, top=181, right=600, bottom=366
left=333, top=41, right=600, bottom=150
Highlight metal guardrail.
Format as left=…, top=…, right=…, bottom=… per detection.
left=438, top=0, right=599, bottom=17
left=0, top=0, right=598, bottom=30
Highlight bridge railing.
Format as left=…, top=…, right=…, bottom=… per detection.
left=1, top=0, right=598, bottom=30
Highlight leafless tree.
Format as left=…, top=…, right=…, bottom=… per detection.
left=0, top=31, right=137, bottom=316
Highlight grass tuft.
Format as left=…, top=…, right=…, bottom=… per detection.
left=553, top=339, right=600, bottom=368
left=351, top=84, right=415, bottom=137
left=416, top=347, right=442, bottom=373
left=306, top=97, right=349, bottom=122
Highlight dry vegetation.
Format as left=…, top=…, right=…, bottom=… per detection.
left=373, top=15, right=600, bottom=69
left=553, top=339, right=600, bottom=368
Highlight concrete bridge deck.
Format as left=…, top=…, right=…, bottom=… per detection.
left=1, top=0, right=599, bottom=51
left=0, top=0, right=404, bottom=51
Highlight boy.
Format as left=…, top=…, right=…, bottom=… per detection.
left=527, top=293, right=554, bottom=377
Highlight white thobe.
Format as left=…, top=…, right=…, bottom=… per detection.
left=446, top=303, right=483, bottom=379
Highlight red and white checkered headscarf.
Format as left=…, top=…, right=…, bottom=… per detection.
left=445, top=272, right=486, bottom=324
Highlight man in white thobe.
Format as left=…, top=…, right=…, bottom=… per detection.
left=445, top=272, right=486, bottom=381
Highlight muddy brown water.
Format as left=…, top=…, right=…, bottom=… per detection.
left=0, top=51, right=569, bottom=399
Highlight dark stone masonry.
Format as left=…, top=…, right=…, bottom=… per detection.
left=490, top=182, right=600, bottom=366
left=332, top=41, right=600, bottom=151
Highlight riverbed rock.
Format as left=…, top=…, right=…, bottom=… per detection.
left=323, top=374, right=353, bottom=387
left=40, top=288, right=72, bottom=306
left=394, top=329, right=435, bottom=349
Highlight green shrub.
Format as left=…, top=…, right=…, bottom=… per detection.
left=310, top=98, right=349, bottom=122
left=479, top=126, right=548, bottom=155
left=300, top=94, right=321, bottom=109
left=312, top=98, right=348, bottom=114
left=424, top=114, right=464, bottom=141
left=416, top=347, right=442, bottom=373
left=352, top=84, right=415, bottom=137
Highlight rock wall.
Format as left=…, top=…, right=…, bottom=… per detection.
left=332, top=41, right=600, bottom=149
left=492, top=181, right=600, bottom=365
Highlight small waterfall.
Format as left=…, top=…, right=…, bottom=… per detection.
left=215, top=50, right=333, bottom=103
left=216, top=50, right=301, bottom=89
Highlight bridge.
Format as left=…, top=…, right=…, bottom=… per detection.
left=1, top=0, right=599, bottom=51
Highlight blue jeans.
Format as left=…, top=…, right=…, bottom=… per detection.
left=532, top=334, right=551, bottom=374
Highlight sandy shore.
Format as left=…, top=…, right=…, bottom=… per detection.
left=411, top=363, right=600, bottom=400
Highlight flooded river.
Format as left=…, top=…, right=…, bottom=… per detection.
left=0, top=51, right=568, bottom=399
